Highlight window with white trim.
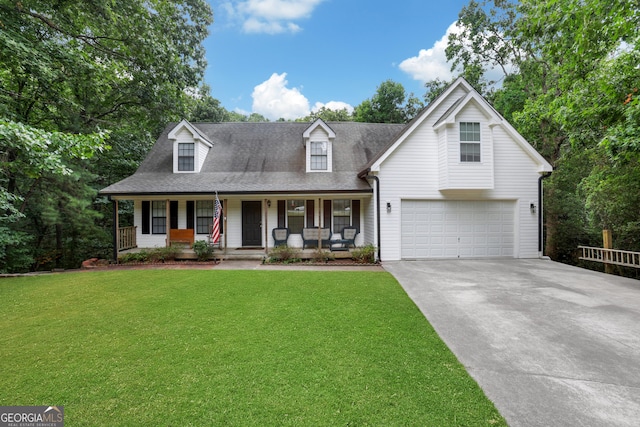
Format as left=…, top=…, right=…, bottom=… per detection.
left=460, top=122, right=481, bottom=162
left=151, top=201, right=166, bottom=234
left=178, top=142, right=195, bottom=171
left=287, top=200, right=305, bottom=234
left=196, top=200, right=213, bottom=234
left=310, top=141, right=328, bottom=170
left=332, top=199, right=351, bottom=233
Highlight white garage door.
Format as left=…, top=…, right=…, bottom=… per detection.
left=401, top=200, right=515, bottom=259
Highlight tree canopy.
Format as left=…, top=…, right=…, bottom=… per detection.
left=353, top=80, right=423, bottom=124
left=0, top=0, right=213, bottom=272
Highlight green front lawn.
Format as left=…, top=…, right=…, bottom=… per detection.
left=0, top=270, right=505, bottom=426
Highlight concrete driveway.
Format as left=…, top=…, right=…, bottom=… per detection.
left=383, top=259, right=640, bottom=427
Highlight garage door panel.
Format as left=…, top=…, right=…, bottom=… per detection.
left=401, top=200, right=514, bottom=259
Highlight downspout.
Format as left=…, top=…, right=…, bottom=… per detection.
left=367, top=174, right=382, bottom=261
left=538, top=172, right=552, bottom=255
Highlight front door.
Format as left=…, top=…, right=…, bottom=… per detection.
left=242, top=201, right=262, bottom=247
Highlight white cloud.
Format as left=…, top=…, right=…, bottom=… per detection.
left=399, top=22, right=461, bottom=83
left=312, top=101, right=354, bottom=113
left=252, top=73, right=311, bottom=120
left=222, top=0, right=324, bottom=34
left=399, top=21, right=513, bottom=87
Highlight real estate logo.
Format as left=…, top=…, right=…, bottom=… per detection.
left=0, top=406, right=64, bottom=427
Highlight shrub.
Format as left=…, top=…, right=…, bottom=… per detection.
left=311, top=249, right=334, bottom=263
left=267, top=245, right=301, bottom=263
left=148, top=246, right=181, bottom=263
left=192, top=240, right=214, bottom=261
left=119, top=251, right=149, bottom=264
left=352, top=244, right=376, bottom=264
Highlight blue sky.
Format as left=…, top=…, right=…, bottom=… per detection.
left=203, top=0, right=472, bottom=120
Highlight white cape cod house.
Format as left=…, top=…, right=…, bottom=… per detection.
left=100, top=78, right=553, bottom=261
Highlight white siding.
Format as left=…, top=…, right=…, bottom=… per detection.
left=362, top=196, right=375, bottom=247
left=438, top=104, right=494, bottom=189
left=437, top=127, right=449, bottom=189
left=376, top=86, right=543, bottom=261
left=197, top=142, right=210, bottom=172
left=134, top=199, right=165, bottom=248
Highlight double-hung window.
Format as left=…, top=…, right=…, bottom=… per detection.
left=178, top=142, right=195, bottom=171
left=333, top=199, right=351, bottom=233
left=287, top=200, right=305, bottom=234
left=151, top=201, right=166, bottom=234
left=310, top=141, right=328, bottom=170
left=196, top=200, right=214, bottom=234
left=460, top=122, right=481, bottom=162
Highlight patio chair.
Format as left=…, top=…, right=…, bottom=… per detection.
left=272, top=227, right=290, bottom=247
left=340, top=226, right=359, bottom=248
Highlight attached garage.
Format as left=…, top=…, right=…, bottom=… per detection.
left=401, top=200, right=515, bottom=259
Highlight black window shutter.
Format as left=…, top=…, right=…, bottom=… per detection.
left=277, top=200, right=286, bottom=228
left=142, top=201, right=150, bottom=234
left=219, top=200, right=224, bottom=234
left=306, top=199, right=315, bottom=227
left=352, top=200, right=361, bottom=231
left=186, top=201, right=194, bottom=229
left=170, top=201, right=178, bottom=229
left=323, top=200, right=332, bottom=230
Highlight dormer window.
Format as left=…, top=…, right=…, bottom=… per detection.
left=303, top=119, right=335, bottom=173
left=178, top=143, right=195, bottom=171
left=168, top=119, right=213, bottom=173
left=310, top=141, right=328, bottom=170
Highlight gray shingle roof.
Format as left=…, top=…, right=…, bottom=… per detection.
left=100, top=121, right=406, bottom=196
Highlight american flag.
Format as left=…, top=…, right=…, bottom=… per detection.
left=211, top=194, right=222, bottom=244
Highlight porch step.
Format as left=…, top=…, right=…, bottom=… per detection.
left=216, top=250, right=266, bottom=261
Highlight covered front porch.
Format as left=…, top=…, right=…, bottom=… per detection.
left=110, top=194, right=372, bottom=262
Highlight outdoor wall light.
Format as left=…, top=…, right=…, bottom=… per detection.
left=267, top=200, right=271, bottom=208
left=386, top=202, right=392, bottom=213
left=530, top=202, right=537, bottom=214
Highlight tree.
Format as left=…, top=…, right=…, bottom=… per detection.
left=187, top=85, right=233, bottom=122
left=297, top=107, right=353, bottom=122
left=0, top=120, right=109, bottom=272
left=354, top=80, right=423, bottom=123
left=0, top=0, right=213, bottom=271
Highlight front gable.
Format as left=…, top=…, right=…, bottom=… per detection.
left=365, top=77, right=552, bottom=183
left=168, top=119, right=213, bottom=174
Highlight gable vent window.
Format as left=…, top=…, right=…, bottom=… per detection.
left=178, top=142, right=195, bottom=171
left=460, top=122, right=481, bottom=162
left=310, top=141, right=328, bottom=170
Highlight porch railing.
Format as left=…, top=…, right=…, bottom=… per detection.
left=578, top=246, right=640, bottom=269
left=118, top=226, right=137, bottom=251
